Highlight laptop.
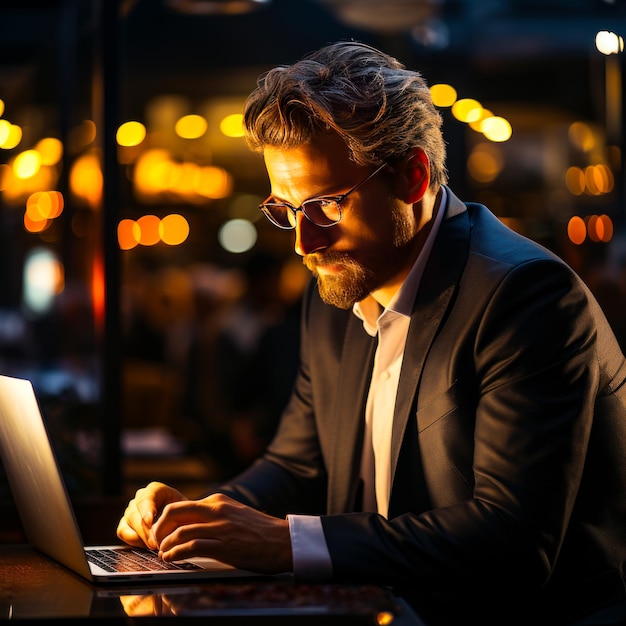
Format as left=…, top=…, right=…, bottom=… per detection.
left=0, top=373, right=261, bottom=583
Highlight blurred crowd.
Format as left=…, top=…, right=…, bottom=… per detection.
left=121, top=251, right=310, bottom=478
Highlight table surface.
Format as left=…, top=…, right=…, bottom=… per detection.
left=0, top=544, right=426, bottom=624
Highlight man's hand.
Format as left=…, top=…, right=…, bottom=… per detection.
left=117, top=481, right=188, bottom=550
left=152, top=493, right=293, bottom=574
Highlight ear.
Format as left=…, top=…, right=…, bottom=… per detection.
left=400, top=147, right=430, bottom=204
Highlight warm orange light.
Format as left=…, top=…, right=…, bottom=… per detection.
left=219, top=113, right=244, bottom=138
left=0, top=119, right=10, bottom=146
left=430, top=83, right=457, bottom=107
left=26, top=191, right=64, bottom=221
left=14, top=150, right=42, bottom=179
left=133, top=149, right=173, bottom=196
left=599, top=214, right=614, bottom=242
left=175, top=114, right=207, bottom=139
left=36, top=137, right=63, bottom=166
left=451, top=98, right=483, bottom=123
left=159, top=214, right=189, bottom=245
left=26, top=194, right=47, bottom=223
left=585, top=166, right=601, bottom=195
left=117, top=219, right=141, bottom=250
left=136, top=214, right=161, bottom=246
left=376, top=611, right=395, bottom=626
left=587, top=214, right=600, bottom=242
left=469, top=108, right=493, bottom=132
left=565, top=167, right=585, bottom=195
left=592, top=164, right=614, bottom=194
left=116, top=121, right=146, bottom=147
left=69, top=152, right=103, bottom=208
left=24, top=212, right=50, bottom=233
left=0, top=164, right=9, bottom=191
left=194, top=165, right=233, bottom=199
left=92, top=253, right=105, bottom=331
left=568, top=122, right=596, bottom=152
left=588, top=214, right=614, bottom=243
left=567, top=216, right=586, bottom=245
left=467, top=143, right=504, bottom=183
left=1, top=123, right=22, bottom=150
left=480, top=116, right=512, bottom=142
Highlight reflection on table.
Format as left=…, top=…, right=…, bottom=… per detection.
left=0, top=544, right=425, bottom=624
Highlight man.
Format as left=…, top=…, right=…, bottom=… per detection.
left=118, top=42, right=626, bottom=623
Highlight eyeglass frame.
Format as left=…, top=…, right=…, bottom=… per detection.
left=259, top=161, right=389, bottom=230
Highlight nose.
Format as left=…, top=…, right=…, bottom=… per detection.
left=294, top=211, right=329, bottom=257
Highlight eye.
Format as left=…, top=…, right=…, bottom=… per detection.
left=316, top=198, right=339, bottom=209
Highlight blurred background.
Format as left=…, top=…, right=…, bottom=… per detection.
left=0, top=0, right=625, bottom=506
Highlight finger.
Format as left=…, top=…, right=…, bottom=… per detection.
left=160, top=594, right=179, bottom=616
left=134, top=484, right=162, bottom=526
left=118, top=499, right=159, bottom=549
left=159, top=530, right=223, bottom=563
left=152, top=501, right=212, bottom=545
left=116, top=517, right=150, bottom=548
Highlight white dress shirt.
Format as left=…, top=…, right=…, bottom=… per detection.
left=288, top=188, right=447, bottom=579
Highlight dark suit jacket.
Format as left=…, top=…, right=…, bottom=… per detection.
left=221, top=188, right=626, bottom=622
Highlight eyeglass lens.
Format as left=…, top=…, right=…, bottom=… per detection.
left=264, top=198, right=341, bottom=229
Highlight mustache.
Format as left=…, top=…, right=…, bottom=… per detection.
left=303, top=251, right=352, bottom=270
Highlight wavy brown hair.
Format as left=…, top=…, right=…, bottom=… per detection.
left=243, top=41, right=448, bottom=190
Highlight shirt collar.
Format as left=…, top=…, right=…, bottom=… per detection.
left=353, top=186, right=448, bottom=336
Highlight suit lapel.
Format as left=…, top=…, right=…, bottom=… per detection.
left=327, top=314, right=377, bottom=514
left=390, top=189, right=469, bottom=483
left=325, top=188, right=469, bottom=514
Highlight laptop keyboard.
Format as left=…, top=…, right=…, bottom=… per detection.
left=87, top=547, right=202, bottom=572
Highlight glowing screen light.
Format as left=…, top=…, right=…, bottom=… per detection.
left=22, top=247, right=64, bottom=314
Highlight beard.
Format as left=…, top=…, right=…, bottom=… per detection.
left=303, top=252, right=374, bottom=309
left=303, top=206, right=416, bottom=310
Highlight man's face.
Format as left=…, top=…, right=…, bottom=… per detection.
left=263, top=135, right=419, bottom=309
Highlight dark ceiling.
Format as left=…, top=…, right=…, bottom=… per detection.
left=0, top=0, right=623, bottom=214
left=1, top=0, right=625, bottom=117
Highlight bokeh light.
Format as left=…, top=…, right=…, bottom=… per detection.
left=175, top=114, right=208, bottom=139
left=159, top=214, right=189, bottom=245
left=218, top=218, right=257, bottom=254
left=116, top=121, right=147, bottom=147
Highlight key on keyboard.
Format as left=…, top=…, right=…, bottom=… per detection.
left=87, top=547, right=202, bottom=572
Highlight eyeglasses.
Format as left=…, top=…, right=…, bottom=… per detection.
left=259, top=162, right=388, bottom=230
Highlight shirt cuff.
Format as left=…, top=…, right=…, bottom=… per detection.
left=287, top=514, right=333, bottom=581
